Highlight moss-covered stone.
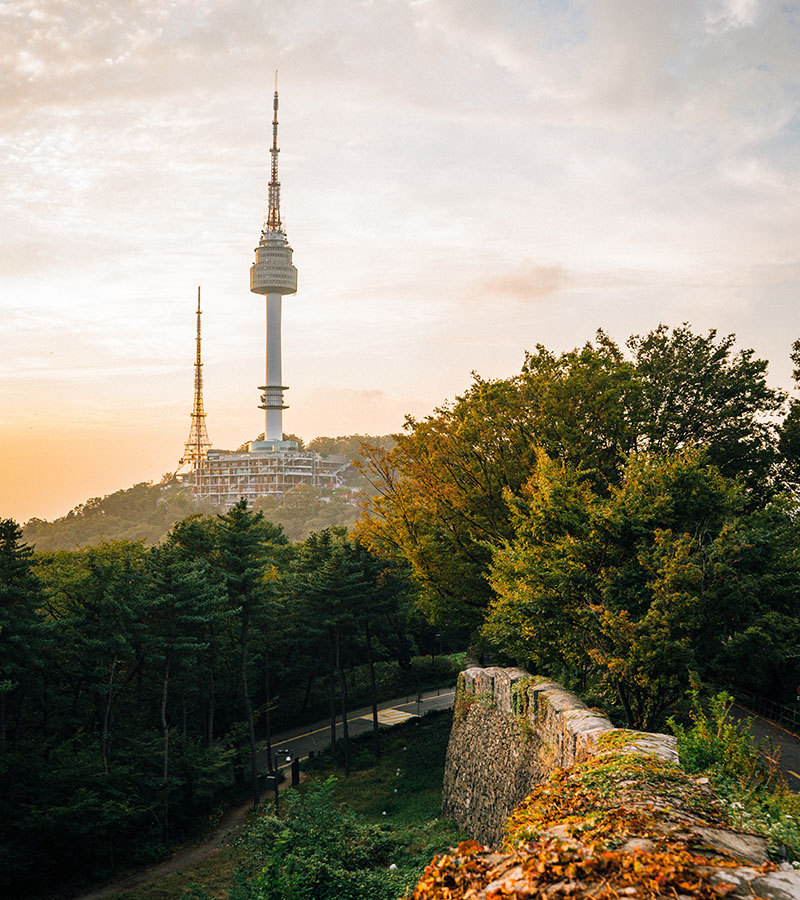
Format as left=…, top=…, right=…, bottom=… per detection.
left=428, top=668, right=799, bottom=899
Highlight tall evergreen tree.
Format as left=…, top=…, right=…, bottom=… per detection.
left=216, top=500, right=288, bottom=807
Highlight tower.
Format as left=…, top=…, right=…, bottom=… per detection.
left=179, top=286, right=212, bottom=470
left=250, top=74, right=298, bottom=442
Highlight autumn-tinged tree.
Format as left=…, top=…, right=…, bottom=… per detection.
left=485, top=449, right=800, bottom=727
left=357, top=374, right=544, bottom=632
left=359, top=325, right=784, bottom=635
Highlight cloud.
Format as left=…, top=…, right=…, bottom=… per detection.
left=705, top=0, right=759, bottom=33
left=480, top=263, right=571, bottom=303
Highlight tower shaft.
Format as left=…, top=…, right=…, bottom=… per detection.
left=261, top=293, right=286, bottom=440
left=180, top=286, right=212, bottom=468
left=250, top=75, right=297, bottom=443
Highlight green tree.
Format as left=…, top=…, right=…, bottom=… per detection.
left=359, top=325, right=783, bottom=636
left=232, top=777, right=398, bottom=900
left=290, top=528, right=369, bottom=774
left=0, top=519, right=42, bottom=748
left=778, top=339, right=800, bottom=484
left=485, top=449, right=800, bottom=727
left=216, top=500, right=288, bottom=806
left=629, top=324, right=784, bottom=491
left=143, top=540, right=224, bottom=843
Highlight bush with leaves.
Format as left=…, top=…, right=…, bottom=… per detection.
left=230, top=777, right=410, bottom=900
left=669, top=692, right=800, bottom=861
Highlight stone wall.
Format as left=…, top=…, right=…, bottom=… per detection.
left=442, top=666, right=676, bottom=843
left=434, top=666, right=800, bottom=900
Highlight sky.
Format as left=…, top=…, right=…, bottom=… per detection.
left=2, top=0, right=799, bottom=523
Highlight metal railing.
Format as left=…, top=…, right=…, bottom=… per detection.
left=734, top=691, right=800, bottom=737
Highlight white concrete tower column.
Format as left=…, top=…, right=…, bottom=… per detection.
left=265, top=293, right=283, bottom=440
left=249, top=74, right=298, bottom=443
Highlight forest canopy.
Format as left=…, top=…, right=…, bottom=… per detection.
left=0, top=506, right=452, bottom=895
left=358, top=324, right=800, bottom=725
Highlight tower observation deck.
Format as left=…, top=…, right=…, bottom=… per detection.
left=250, top=75, right=298, bottom=443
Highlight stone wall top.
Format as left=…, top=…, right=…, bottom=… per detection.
left=458, top=666, right=678, bottom=765
left=433, top=668, right=800, bottom=899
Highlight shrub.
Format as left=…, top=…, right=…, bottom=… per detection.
left=669, top=691, right=800, bottom=862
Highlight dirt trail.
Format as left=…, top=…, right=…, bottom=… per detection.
left=74, top=777, right=301, bottom=900
left=69, top=689, right=453, bottom=900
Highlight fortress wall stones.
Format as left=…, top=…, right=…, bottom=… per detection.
left=442, top=666, right=673, bottom=843
left=437, top=666, right=800, bottom=899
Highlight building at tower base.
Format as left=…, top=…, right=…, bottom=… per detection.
left=190, top=443, right=350, bottom=508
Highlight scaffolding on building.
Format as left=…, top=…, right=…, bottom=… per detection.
left=191, top=445, right=350, bottom=508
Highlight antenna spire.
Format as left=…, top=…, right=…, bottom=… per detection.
left=265, top=72, right=282, bottom=232
left=178, top=286, right=212, bottom=470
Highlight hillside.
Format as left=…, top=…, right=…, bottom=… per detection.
left=22, top=433, right=394, bottom=550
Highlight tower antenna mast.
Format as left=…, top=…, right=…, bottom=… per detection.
left=178, top=286, right=212, bottom=470
left=266, top=70, right=281, bottom=232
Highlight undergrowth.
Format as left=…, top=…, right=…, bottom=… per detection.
left=668, top=691, right=800, bottom=863
left=185, top=711, right=463, bottom=900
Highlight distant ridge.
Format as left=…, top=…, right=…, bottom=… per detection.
left=22, top=434, right=394, bottom=551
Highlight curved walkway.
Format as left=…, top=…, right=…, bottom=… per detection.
left=73, top=687, right=455, bottom=900
left=732, top=703, right=800, bottom=791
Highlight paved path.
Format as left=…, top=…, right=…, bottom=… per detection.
left=260, top=686, right=456, bottom=773
left=732, top=704, right=800, bottom=791
left=73, top=686, right=455, bottom=900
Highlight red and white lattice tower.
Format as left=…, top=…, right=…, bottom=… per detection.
left=178, top=286, right=212, bottom=470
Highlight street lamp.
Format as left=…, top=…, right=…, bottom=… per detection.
left=433, top=632, right=442, bottom=675
left=274, top=748, right=300, bottom=787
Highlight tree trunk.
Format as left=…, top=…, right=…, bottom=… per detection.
left=101, top=657, right=118, bottom=774
left=264, top=650, right=273, bottom=775
left=10, top=683, right=24, bottom=752
left=329, top=661, right=337, bottom=752
left=181, top=690, right=187, bottom=751
left=301, top=671, right=314, bottom=713
left=617, top=681, right=634, bottom=728
left=136, top=652, right=144, bottom=704
left=366, top=621, right=380, bottom=759
left=41, top=676, right=49, bottom=734
left=161, top=654, right=171, bottom=845
left=335, top=630, right=350, bottom=776
left=207, top=641, right=216, bottom=746
left=241, top=619, right=259, bottom=808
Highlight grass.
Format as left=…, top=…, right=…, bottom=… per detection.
left=298, top=709, right=466, bottom=885
left=670, top=691, right=800, bottom=863
left=307, top=707, right=462, bottom=824
left=96, top=855, right=238, bottom=900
